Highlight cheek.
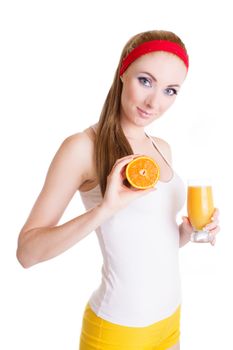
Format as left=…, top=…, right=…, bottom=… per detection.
left=122, top=80, right=141, bottom=105
left=161, top=96, right=176, bottom=111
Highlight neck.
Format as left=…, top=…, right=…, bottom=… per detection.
left=120, top=117, right=148, bottom=142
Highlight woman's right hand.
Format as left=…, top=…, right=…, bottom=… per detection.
left=100, top=154, right=157, bottom=214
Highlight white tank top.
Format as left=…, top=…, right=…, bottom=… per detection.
left=79, top=125, right=186, bottom=327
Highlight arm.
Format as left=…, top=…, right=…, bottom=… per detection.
left=17, top=203, right=113, bottom=268
left=17, top=132, right=113, bottom=268
left=17, top=134, right=153, bottom=269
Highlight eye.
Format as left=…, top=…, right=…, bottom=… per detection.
left=164, top=88, right=178, bottom=96
left=138, top=77, right=152, bottom=87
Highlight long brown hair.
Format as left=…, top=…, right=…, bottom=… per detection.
left=95, top=30, right=188, bottom=197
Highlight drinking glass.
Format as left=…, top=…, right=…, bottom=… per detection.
left=187, top=179, right=215, bottom=243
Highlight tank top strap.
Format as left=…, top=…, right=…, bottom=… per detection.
left=144, top=132, right=172, bottom=169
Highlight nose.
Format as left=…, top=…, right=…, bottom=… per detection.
left=144, top=89, right=160, bottom=112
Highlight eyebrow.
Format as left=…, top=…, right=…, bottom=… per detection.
left=140, top=71, right=180, bottom=88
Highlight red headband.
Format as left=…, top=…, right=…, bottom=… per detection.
left=119, top=40, right=189, bottom=76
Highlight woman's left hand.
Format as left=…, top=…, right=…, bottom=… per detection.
left=181, top=208, right=220, bottom=246
left=203, top=208, right=220, bottom=246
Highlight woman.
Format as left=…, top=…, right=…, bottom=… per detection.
left=17, top=30, right=220, bottom=349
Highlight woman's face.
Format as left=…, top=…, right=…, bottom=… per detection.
left=120, top=51, right=187, bottom=127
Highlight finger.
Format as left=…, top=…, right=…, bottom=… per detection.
left=116, top=154, right=142, bottom=163
left=205, top=220, right=219, bottom=231
left=210, top=236, right=216, bottom=246
left=111, top=155, right=142, bottom=175
left=113, top=155, right=139, bottom=167
left=211, top=208, right=220, bottom=221
left=204, top=222, right=220, bottom=232
left=207, top=228, right=220, bottom=244
left=112, top=154, right=142, bottom=170
left=182, top=216, right=190, bottom=223
left=208, top=230, right=217, bottom=243
left=182, top=216, right=192, bottom=227
left=210, top=226, right=220, bottom=234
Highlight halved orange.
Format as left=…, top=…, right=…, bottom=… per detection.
left=125, top=156, right=160, bottom=189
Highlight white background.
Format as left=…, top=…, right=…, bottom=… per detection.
left=1, top=0, right=232, bottom=349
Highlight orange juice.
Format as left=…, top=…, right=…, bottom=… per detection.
left=187, top=186, right=214, bottom=230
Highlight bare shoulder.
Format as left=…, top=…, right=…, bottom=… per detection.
left=62, top=129, right=95, bottom=160
left=151, top=136, right=172, bottom=164
left=55, top=130, right=95, bottom=181
left=63, top=128, right=95, bottom=149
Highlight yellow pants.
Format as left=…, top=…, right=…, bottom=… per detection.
left=79, top=303, right=181, bottom=349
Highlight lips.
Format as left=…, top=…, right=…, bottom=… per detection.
left=137, top=107, right=152, bottom=118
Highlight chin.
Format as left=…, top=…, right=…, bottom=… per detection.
left=134, top=116, right=152, bottom=126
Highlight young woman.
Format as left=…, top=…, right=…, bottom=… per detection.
left=17, top=29, right=220, bottom=349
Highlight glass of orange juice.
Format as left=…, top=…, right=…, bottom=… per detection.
left=187, top=179, right=215, bottom=243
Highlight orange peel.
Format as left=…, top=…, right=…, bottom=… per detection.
left=125, top=156, right=160, bottom=189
